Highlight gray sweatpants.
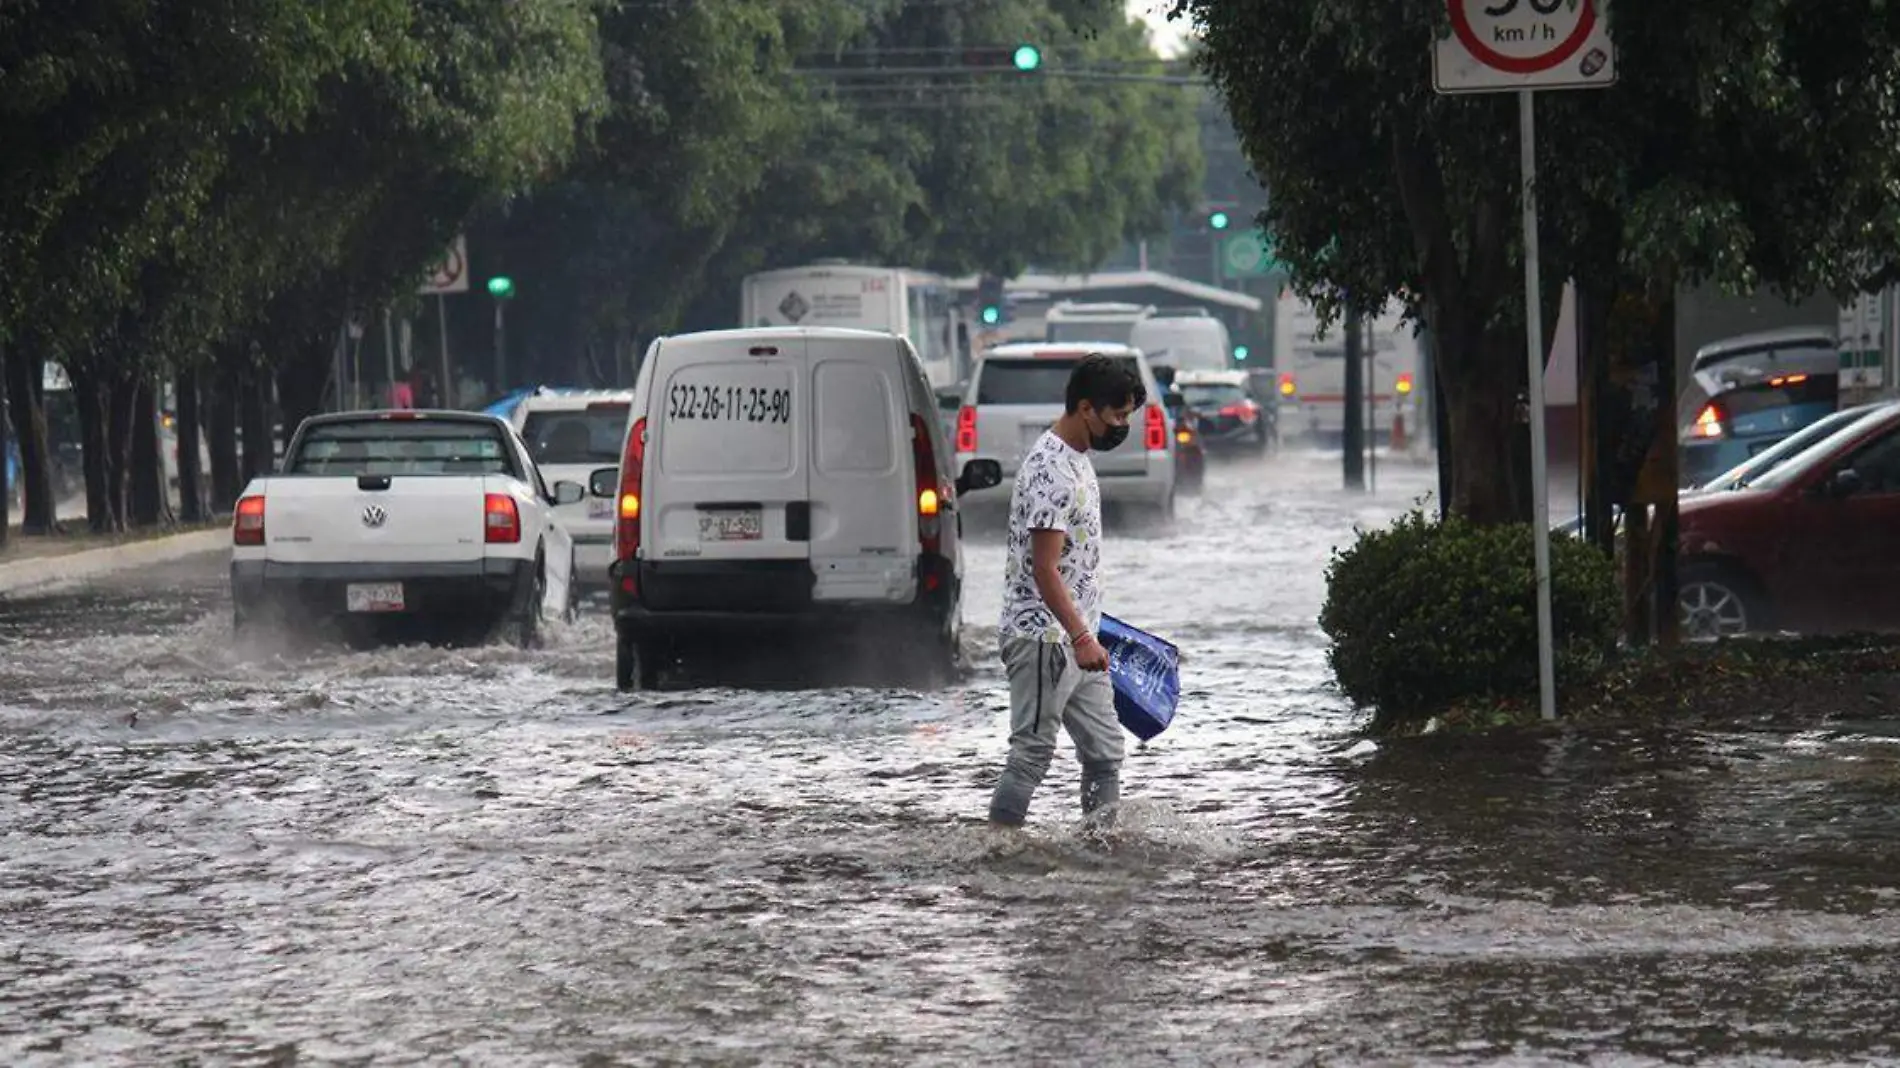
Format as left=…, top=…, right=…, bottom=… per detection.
left=988, top=637, right=1125, bottom=826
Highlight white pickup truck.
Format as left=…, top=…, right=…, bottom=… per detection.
left=230, top=410, right=582, bottom=646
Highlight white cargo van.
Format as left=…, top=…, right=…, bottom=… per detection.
left=597, top=327, right=1003, bottom=690
left=1130, top=309, right=1232, bottom=374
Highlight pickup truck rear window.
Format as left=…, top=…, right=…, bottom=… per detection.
left=976, top=357, right=1142, bottom=406
left=289, top=420, right=517, bottom=477
left=521, top=405, right=628, bottom=466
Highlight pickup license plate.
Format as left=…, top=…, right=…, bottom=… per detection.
left=586, top=497, right=615, bottom=519
left=346, top=582, right=405, bottom=613
left=698, top=509, right=763, bottom=542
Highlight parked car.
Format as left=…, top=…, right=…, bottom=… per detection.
left=510, top=389, right=633, bottom=590
left=1680, top=327, right=1840, bottom=488
left=230, top=410, right=581, bottom=646
left=1677, top=402, right=1900, bottom=639
left=955, top=341, right=1177, bottom=523
left=603, top=327, right=1003, bottom=691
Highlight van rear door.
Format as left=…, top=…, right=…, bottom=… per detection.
left=807, top=337, right=916, bottom=603
left=645, top=335, right=808, bottom=567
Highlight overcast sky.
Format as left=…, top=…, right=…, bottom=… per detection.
left=1125, top=0, right=1191, bottom=58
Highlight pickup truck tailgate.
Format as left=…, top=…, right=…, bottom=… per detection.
left=265, top=477, right=489, bottom=564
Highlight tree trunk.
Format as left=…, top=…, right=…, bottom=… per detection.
left=239, top=370, right=273, bottom=483
left=127, top=380, right=172, bottom=528
left=70, top=367, right=118, bottom=533
left=175, top=370, right=210, bottom=523
left=206, top=369, right=242, bottom=513
left=4, top=343, right=62, bottom=534
left=105, top=376, right=136, bottom=530
left=275, top=340, right=327, bottom=443
left=1, top=339, right=10, bottom=546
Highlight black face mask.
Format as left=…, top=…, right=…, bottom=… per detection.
left=1087, top=411, right=1130, bottom=452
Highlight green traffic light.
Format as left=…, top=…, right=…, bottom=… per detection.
left=1012, top=44, right=1041, bottom=72
left=981, top=305, right=1002, bottom=326
left=1233, top=344, right=1250, bottom=361
left=1209, top=211, right=1231, bottom=231
left=487, top=276, right=514, bottom=299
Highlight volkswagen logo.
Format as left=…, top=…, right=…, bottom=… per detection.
left=361, top=505, right=388, bottom=529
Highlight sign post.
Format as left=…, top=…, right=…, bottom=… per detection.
left=420, top=236, right=470, bottom=408
left=1434, top=0, right=1617, bottom=722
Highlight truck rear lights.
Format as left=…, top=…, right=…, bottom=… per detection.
left=1279, top=374, right=1297, bottom=396
left=484, top=493, right=521, bottom=543
left=233, top=495, right=266, bottom=546
left=1144, top=404, right=1168, bottom=451
left=956, top=406, right=978, bottom=453
left=911, top=414, right=944, bottom=554
left=615, top=418, right=648, bottom=563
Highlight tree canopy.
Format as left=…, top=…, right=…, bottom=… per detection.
left=1173, top=0, right=1900, bottom=520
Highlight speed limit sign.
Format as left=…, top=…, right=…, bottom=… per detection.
left=1433, top=0, right=1616, bottom=94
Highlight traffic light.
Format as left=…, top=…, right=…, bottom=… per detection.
left=1208, top=210, right=1231, bottom=231
left=1233, top=344, right=1250, bottom=362
left=486, top=276, right=515, bottom=299
left=976, top=274, right=1007, bottom=327
left=1012, top=44, right=1042, bottom=72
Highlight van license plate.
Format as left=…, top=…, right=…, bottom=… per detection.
left=698, top=509, right=763, bottom=542
left=346, top=582, right=405, bottom=612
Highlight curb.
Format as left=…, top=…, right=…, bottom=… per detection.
left=0, top=528, right=227, bottom=598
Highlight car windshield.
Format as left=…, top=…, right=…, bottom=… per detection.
left=289, top=418, right=515, bottom=477
left=1748, top=409, right=1900, bottom=492
left=1182, top=384, right=1249, bottom=409
left=976, top=357, right=1143, bottom=406
left=1699, top=403, right=1888, bottom=490
left=520, top=404, right=629, bottom=466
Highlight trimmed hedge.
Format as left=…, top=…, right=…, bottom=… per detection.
left=1319, top=510, right=1619, bottom=728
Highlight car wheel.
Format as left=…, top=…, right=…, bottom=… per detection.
left=1678, top=562, right=1764, bottom=641
left=615, top=626, right=663, bottom=691
left=514, top=554, right=546, bottom=649
left=562, top=551, right=581, bottom=624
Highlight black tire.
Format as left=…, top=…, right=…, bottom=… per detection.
left=1678, top=561, right=1767, bottom=641
left=616, top=627, right=662, bottom=691
left=513, top=552, right=546, bottom=649
left=562, top=551, right=581, bottom=624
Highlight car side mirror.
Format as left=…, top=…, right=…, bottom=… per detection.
left=589, top=466, right=619, bottom=498
left=957, top=459, right=1004, bottom=496
left=1825, top=468, right=1863, bottom=499
left=552, top=480, right=586, bottom=506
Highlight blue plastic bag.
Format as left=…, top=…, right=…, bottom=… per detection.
left=1098, top=615, right=1181, bottom=741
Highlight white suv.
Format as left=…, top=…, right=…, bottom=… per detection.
left=955, top=342, right=1176, bottom=522
left=511, top=389, right=634, bottom=589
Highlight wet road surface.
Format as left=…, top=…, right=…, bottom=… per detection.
left=4, top=451, right=1900, bottom=1065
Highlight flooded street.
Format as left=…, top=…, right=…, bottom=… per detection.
left=5, top=451, right=1900, bottom=1065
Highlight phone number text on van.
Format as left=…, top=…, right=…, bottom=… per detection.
left=666, top=383, right=792, bottom=424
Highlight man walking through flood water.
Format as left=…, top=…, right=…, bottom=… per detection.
left=989, top=353, right=1144, bottom=827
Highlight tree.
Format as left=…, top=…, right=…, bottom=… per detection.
left=1173, top=0, right=1900, bottom=523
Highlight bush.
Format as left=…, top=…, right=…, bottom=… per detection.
left=1319, top=510, right=1619, bottom=729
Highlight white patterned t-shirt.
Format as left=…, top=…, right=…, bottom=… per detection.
left=999, top=430, right=1103, bottom=643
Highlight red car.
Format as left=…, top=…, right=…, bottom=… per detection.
left=1678, top=402, right=1900, bottom=639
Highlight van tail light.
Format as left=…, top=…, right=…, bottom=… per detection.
left=1396, top=372, right=1414, bottom=396
left=484, top=493, right=521, bottom=544
left=233, top=495, right=266, bottom=546
left=956, top=405, right=978, bottom=453
left=1144, top=404, right=1168, bottom=452
left=911, top=414, right=944, bottom=557
left=1279, top=374, right=1297, bottom=397
left=1692, top=403, right=1726, bottom=439
left=615, top=418, right=648, bottom=585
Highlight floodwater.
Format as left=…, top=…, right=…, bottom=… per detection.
left=3, top=450, right=1899, bottom=1066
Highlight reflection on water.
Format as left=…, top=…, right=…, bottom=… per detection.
left=4, top=451, right=1900, bottom=1064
